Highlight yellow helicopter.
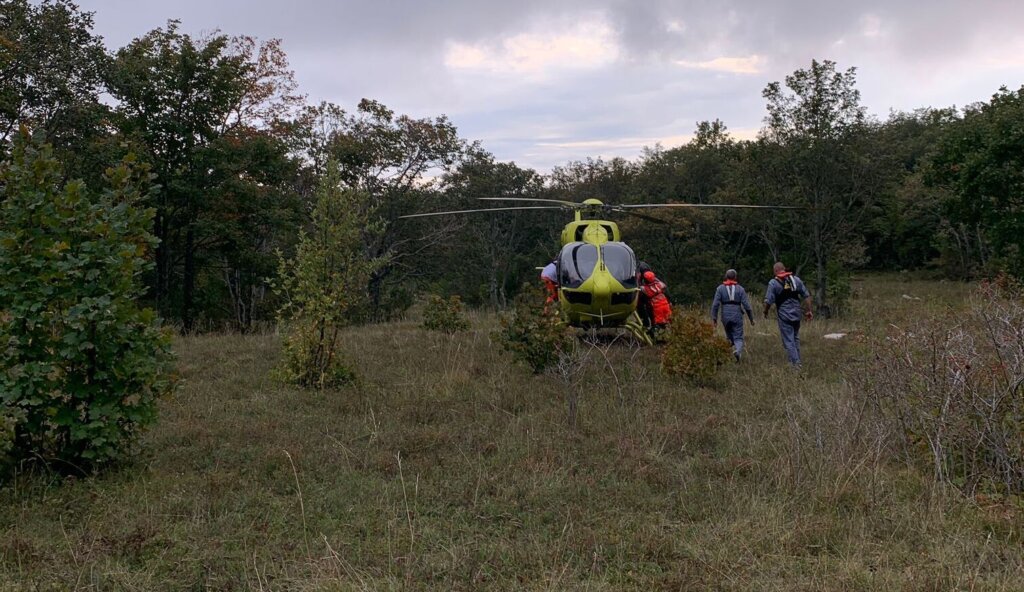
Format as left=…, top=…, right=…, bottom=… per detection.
left=401, top=196, right=797, bottom=343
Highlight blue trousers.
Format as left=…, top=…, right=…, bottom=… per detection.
left=723, top=318, right=745, bottom=357
left=777, top=318, right=802, bottom=366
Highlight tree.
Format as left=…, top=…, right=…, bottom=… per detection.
left=438, top=148, right=550, bottom=307
left=863, top=109, right=957, bottom=271
left=628, top=122, right=740, bottom=303
left=0, top=0, right=111, bottom=182
left=288, top=100, right=466, bottom=319
left=0, top=131, right=175, bottom=468
left=200, top=130, right=301, bottom=330
left=930, top=86, right=1024, bottom=277
left=274, top=161, right=384, bottom=388
left=107, top=23, right=302, bottom=330
left=756, top=59, right=894, bottom=315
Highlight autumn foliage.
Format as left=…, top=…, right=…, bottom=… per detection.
left=660, top=310, right=733, bottom=383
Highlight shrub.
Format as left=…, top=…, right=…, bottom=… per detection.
left=274, top=161, right=384, bottom=389
left=0, top=131, right=176, bottom=468
left=856, top=278, right=1024, bottom=494
left=661, top=310, right=733, bottom=383
left=0, top=407, right=18, bottom=467
left=825, top=262, right=855, bottom=317
left=494, top=285, right=575, bottom=374
left=422, top=295, right=470, bottom=334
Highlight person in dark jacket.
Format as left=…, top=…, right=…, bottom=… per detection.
left=636, top=261, right=654, bottom=329
left=763, top=262, right=813, bottom=367
left=711, top=269, right=755, bottom=361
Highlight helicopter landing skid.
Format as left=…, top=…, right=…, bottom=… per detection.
left=625, top=312, right=653, bottom=346
left=573, top=313, right=653, bottom=346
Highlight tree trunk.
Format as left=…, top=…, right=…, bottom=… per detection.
left=488, top=266, right=499, bottom=309
left=815, top=252, right=830, bottom=319
left=182, top=223, right=195, bottom=333
left=155, top=211, right=169, bottom=313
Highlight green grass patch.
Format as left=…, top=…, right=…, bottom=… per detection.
left=1, top=276, right=1021, bottom=590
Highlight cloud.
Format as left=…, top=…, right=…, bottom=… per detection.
left=75, top=0, right=1024, bottom=172
left=674, top=55, right=765, bottom=74
left=859, top=14, right=883, bottom=38
left=443, top=17, right=620, bottom=80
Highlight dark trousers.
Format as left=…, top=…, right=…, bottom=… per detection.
left=723, top=318, right=746, bottom=357
left=638, top=296, right=653, bottom=328
left=777, top=318, right=801, bottom=366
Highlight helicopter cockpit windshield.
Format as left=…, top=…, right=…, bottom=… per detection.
left=601, top=242, right=638, bottom=288
left=558, top=242, right=598, bottom=288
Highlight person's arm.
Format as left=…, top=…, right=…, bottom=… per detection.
left=763, top=281, right=775, bottom=319
left=800, top=279, right=813, bottom=320
left=742, top=289, right=755, bottom=324
left=711, top=288, right=721, bottom=325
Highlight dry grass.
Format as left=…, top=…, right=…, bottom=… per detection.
left=1, top=275, right=1022, bottom=590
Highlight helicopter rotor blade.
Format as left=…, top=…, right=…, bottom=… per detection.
left=617, top=210, right=670, bottom=224
left=478, top=197, right=580, bottom=207
left=398, top=206, right=563, bottom=219
left=620, top=203, right=804, bottom=210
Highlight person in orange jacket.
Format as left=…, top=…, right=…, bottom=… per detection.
left=641, top=270, right=672, bottom=332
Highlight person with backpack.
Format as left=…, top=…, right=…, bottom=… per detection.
left=641, top=270, right=672, bottom=334
left=711, top=269, right=755, bottom=361
left=763, top=262, right=813, bottom=368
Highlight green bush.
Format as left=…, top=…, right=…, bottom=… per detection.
left=0, top=407, right=18, bottom=467
left=494, top=286, right=574, bottom=374
left=422, top=295, right=470, bottom=334
left=274, top=161, right=384, bottom=389
left=661, top=310, right=733, bottom=383
left=0, top=132, right=177, bottom=468
left=825, top=261, right=855, bottom=317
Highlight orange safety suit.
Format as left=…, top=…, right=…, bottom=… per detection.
left=641, top=277, right=672, bottom=326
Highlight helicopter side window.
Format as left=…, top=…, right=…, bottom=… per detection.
left=601, top=242, right=638, bottom=288
left=558, top=242, right=598, bottom=288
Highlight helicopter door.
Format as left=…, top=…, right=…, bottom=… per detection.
left=558, top=242, right=598, bottom=288
left=600, top=242, right=638, bottom=288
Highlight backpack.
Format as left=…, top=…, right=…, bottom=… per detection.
left=777, top=275, right=800, bottom=304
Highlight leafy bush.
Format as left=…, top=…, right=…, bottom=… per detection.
left=494, top=285, right=575, bottom=374
left=422, top=295, right=470, bottom=334
left=661, top=310, right=733, bottom=383
left=825, top=262, right=855, bottom=317
left=0, top=132, right=176, bottom=468
left=274, top=161, right=384, bottom=389
left=857, top=278, right=1024, bottom=494
left=0, top=407, right=18, bottom=467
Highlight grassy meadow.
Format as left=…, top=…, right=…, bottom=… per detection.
left=1, top=275, right=1022, bottom=590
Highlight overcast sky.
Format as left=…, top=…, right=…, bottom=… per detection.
left=76, top=0, right=1024, bottom=172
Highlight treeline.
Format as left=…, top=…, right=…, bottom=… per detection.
left=4, top=0, right=1023, bottom=329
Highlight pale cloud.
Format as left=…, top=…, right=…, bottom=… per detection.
left=74, top=0, right=1024, bottom=172
left=444, top=17, right=620, bottom=80
left=860, top=14, right=883, bottom=38
left=674, top=55, right=765, bottom=74
left=979, top=37, right=1024, bottom=69
left=538, top=135, right=690, bottom=152
left=536, top=127, right=761, bottom=154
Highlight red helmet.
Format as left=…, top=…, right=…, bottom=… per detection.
left=643, top=271, right=656, bottom=282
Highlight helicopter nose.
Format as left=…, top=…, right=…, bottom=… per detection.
left=592, top=272, right=611, bottom=308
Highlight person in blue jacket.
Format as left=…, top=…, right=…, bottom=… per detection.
left=711, top=269, right=755, bottom=362
left=763, top=262, right=813, bottom=367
